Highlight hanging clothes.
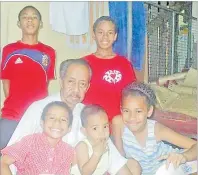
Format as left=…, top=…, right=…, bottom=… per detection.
left=49, top=2, right=108, bottom=50
left=64, top=2, right=107, bottom=50
left=49, top=2, right=89, bottom=35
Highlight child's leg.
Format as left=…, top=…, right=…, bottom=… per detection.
left=126, top=158, right=142, bottom=175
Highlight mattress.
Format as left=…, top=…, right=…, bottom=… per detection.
left=152, top=109, right=197, bottom=139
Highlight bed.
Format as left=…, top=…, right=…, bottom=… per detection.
left=150, top=68, right=197, bottom=139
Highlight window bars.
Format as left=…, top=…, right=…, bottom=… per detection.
left=144, top=2, right=197, bottom=82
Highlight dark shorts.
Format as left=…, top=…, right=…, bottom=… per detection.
left=0, top=118, right=19, bottom=150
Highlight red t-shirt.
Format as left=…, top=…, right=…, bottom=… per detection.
left=83, top=54, right=136, bottom=121
left=0, top=41, right=56, bottom=120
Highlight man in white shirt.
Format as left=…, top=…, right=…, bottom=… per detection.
left=7, top=59, right=138, bottom=175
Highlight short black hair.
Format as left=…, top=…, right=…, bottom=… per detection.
left=41, top=101, right=73, bottom=127
left=18, top=5, right=42, bottom=21
left=81, top=104, right=107, bottom=127
left=93, top=16, right=118, bottom=33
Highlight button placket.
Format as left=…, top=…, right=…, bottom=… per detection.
left=47, top=148, right=55, bottom=172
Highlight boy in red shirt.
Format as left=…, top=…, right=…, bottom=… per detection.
left=0, top=5, right=56, bottom=149
left=83, top=16, right=136, bottom=122
left=1, top=101, right=75, bottom=175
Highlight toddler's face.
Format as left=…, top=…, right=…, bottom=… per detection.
left=84, top=111, right=110, bottom=145
left=42, top=105, right=70, bottom=140
left=121, top=95, right=152, bottom=133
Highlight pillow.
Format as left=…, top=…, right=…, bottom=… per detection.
left=182, top=68, right=198, bottom=87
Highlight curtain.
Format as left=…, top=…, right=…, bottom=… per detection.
left=131, top=2, right=146, bottom=71
left=109, top=2, right=128, bottom=57
left=109, top=2, right=146, bottom=71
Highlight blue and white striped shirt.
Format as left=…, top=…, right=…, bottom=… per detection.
left=122, top=119, right=181, bottom=175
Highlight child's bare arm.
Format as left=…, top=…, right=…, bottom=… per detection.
left=76, top=141, right=104, bottom=175
left=182, top=143, right=197, bottom=162
left=112, top=115, right=125, bottom=156
left=1, top=155, right=15, bottom=175
left=155, top=122, right=197, bottom=168
left=155, top=122, right=196, bottom=149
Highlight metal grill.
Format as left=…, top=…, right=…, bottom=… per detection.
left=144, top=2, right=197, bottom=82
left=191, top=17, right=198, bottom=69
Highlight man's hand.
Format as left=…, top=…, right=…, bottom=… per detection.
left=158, top=152, right=187, bottom=169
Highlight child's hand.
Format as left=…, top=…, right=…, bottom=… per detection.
left=158, top=152, right=187, bottom=169
left=92, top=139, right=108, bottom=158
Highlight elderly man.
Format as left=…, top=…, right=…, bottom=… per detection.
left=7, top=59, right=140, bottom=175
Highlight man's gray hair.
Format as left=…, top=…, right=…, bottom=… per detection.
left=59, top=58, right=92, bottom=80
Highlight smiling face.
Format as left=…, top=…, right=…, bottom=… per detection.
left=60, top=64, right=90, bottom=109
left=121, top=95, right=153, bottom=134
left=83, top=111, right=110, bottom=145
left=42, top=105, right=71, bottom=141
left=18, top=7, right=41, bottom=35
left=93, top=20, right=117, bottom=50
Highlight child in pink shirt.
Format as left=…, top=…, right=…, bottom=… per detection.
left=1, top=101, right=75, bottom=175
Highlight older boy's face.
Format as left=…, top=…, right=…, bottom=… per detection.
left=60, top=64, right=90, bottom=109
left=18, top=7, right=41, bottom=35
left=42, top=105, right=70, bottom=140
left=84, top=111, right=109, bottom=145
left=93, top=20, right=117, bottom=50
